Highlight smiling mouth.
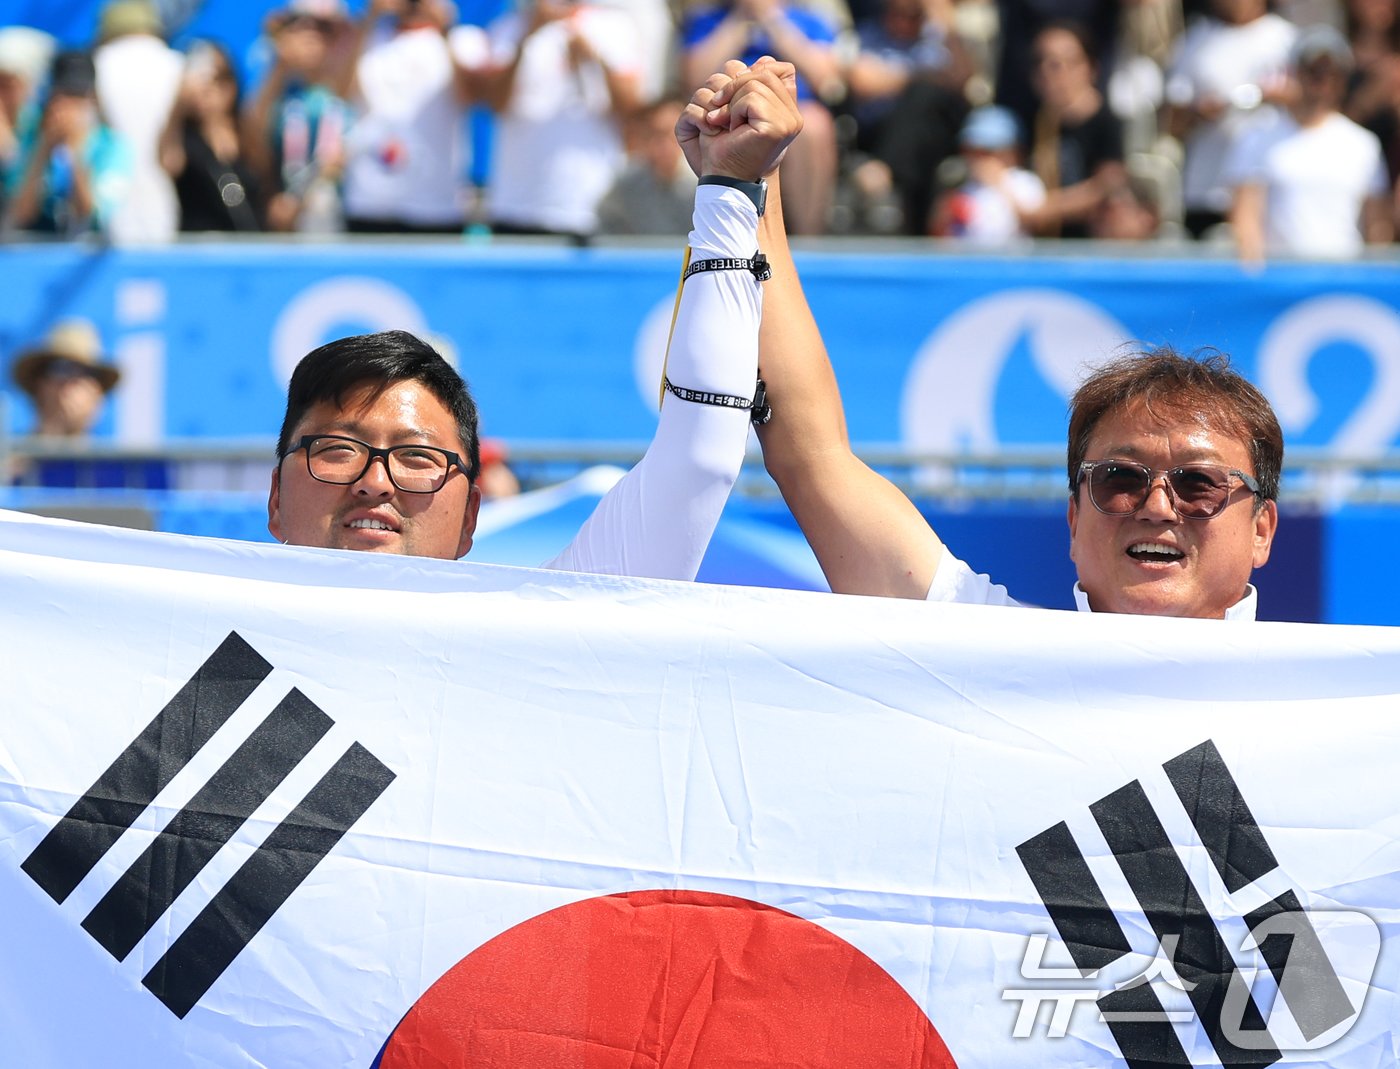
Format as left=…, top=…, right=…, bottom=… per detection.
left=1127, top=541, right=1184, bottom=563
left=348, top=518, right=396, bottom=532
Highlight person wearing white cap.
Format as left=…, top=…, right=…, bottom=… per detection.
left=0, top=26, right=57, bottom=190
left=1226, top=24, right=1393, bottom=261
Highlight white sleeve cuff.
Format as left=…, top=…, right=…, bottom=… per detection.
left=689, top=185, right=760, bottom=259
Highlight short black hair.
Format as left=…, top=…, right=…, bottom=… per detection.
left=275, top=330, right=481, bottom=481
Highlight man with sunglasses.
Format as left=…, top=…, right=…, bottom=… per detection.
left=1057, top=353, right=1278, bottom=619
left=268, top=60, right=801, bottom=575
left=732, top=149, right=1279, bottom=618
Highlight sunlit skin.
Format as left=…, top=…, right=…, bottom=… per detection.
left=1067, top=401, right=1278, bottom=619
left=268, top=380, right=480, bottom=559
left=33, top=371, right=105, bottom=436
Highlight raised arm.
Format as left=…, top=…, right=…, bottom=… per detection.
left=747, top=89, right=945, bottom=598
left=478, top=0, right=572, bottom=112
left=544, top=61, right=801, bottom=580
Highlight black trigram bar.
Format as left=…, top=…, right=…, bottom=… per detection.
left=1092, top=781, right=1282, bottom=1067
left=1016, top=821, right=1132, bottom=972
left=1246, top=889, right=1355, bottom=1041
left=1098, top=980, right=1192, bottom=1069
left=143, top=742, right=395, bottom=1018
left=1165, top=741, right=1278, bottom=893
left=22, top=633, right=271, bottom=904
left=81, top=690, right=332, bottom=961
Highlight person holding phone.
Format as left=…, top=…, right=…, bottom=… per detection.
left=337, top=0, right=488, bottom=234
left=4, top=49, right=133, bottom=236
left=478, top=0, right=642, bottom=241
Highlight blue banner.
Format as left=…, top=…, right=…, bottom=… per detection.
left=3, top=243, right=1399, bottom=458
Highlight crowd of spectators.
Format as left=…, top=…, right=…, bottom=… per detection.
left=1, top=0, right=1398, bottom=256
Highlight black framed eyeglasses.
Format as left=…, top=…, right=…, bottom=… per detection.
left=287, top=434, right=467, bottom=494
left=1076, top=460, right=1260, bottom=519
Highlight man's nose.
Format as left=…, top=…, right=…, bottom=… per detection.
left=353, top=454, right=395, bottom=496
left=1137, top=474, right=1179, bottom=519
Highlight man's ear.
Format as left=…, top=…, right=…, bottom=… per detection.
left=1252, top=498, right=1278, bottom=569
left=1066, top=493, right=1080, bottom=563
left=456, top=482, right=483, bottom=559
left=267, top=465, right=283, bottom=543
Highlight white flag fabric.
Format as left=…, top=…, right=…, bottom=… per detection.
left=1, top=508, right=1398, bottom=1069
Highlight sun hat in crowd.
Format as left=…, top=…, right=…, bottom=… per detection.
left=97, top=0, right=165, bottom=42
left=11, top=320, right=121, bottom=398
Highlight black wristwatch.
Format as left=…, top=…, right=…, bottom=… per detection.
left=697, top=174, right=768, bottom=216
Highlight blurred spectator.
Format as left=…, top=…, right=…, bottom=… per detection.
left=930, top=104, right=1045, bottom=244
left=481, top=0, right=640, bottom=240
left=1164, top=0, right=1296, bottom=239
left=341, top=0, right=487, bottom=234
left=596, top=96, right=698, bottom=235
left=1346, top=0, right=1399, bottom=85
left=0, top=26, right=57, bottom=211
left=682, top=0, right=841, bottom=233
left=159, top=40, right=262, bottom=231
left=1106, top=0, right=1178, bottom=156
left=242, top=0, right=356, bottom=233
left=93, top=0, right=185, bottom=243
left=4, top=50, right=133, bottom=236
left=607, top=0, right=677, bottom=102
left=1090, top=171, right=1162, bottom=238
left=9, top=318, right=119, bottom=438
left=995, top=0, right=1120, bottom=130
left=478, top=437, right=522, bottom=498
left=6, top=317, right=171, bottom=490
left=1344, top=0, right=1400, bottom=183
left=1024, top=21, right=1126, bottom=237
left=1227, top=24, right=1392, bottom=260
left=843, top=0, right=974, bottom=233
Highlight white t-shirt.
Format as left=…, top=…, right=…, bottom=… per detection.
left=543, top=185, right=762, bottom=580
left=1165, top=13, right=1296, bottom=213
left=94, top=33, right=185, bottom=243
left=342, top=24, right=488, bottom=226
left=1225, top=111, right=1389, bottom=258
left=925, top=552, right=1259, bottom=620
left=485, top=6, right=639, bottom=233
left=950, top=168, right=1045, bottom=247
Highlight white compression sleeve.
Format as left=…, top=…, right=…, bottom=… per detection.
left=542, top=185, right=762, bottom=579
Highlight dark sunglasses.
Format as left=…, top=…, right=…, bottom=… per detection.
left=42, top=358, right=100, bottom=384
left=1076, top=460, right=1260, bottom=519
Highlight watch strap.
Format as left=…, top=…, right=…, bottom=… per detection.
left=697, top=174, right=767, bottom=216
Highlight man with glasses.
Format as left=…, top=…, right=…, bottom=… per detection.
left=1056, top=353, right=1279, bottom=619
left=739, top=157, right=1279, bottom=618
left=269, top=60, right=801, bottom=577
